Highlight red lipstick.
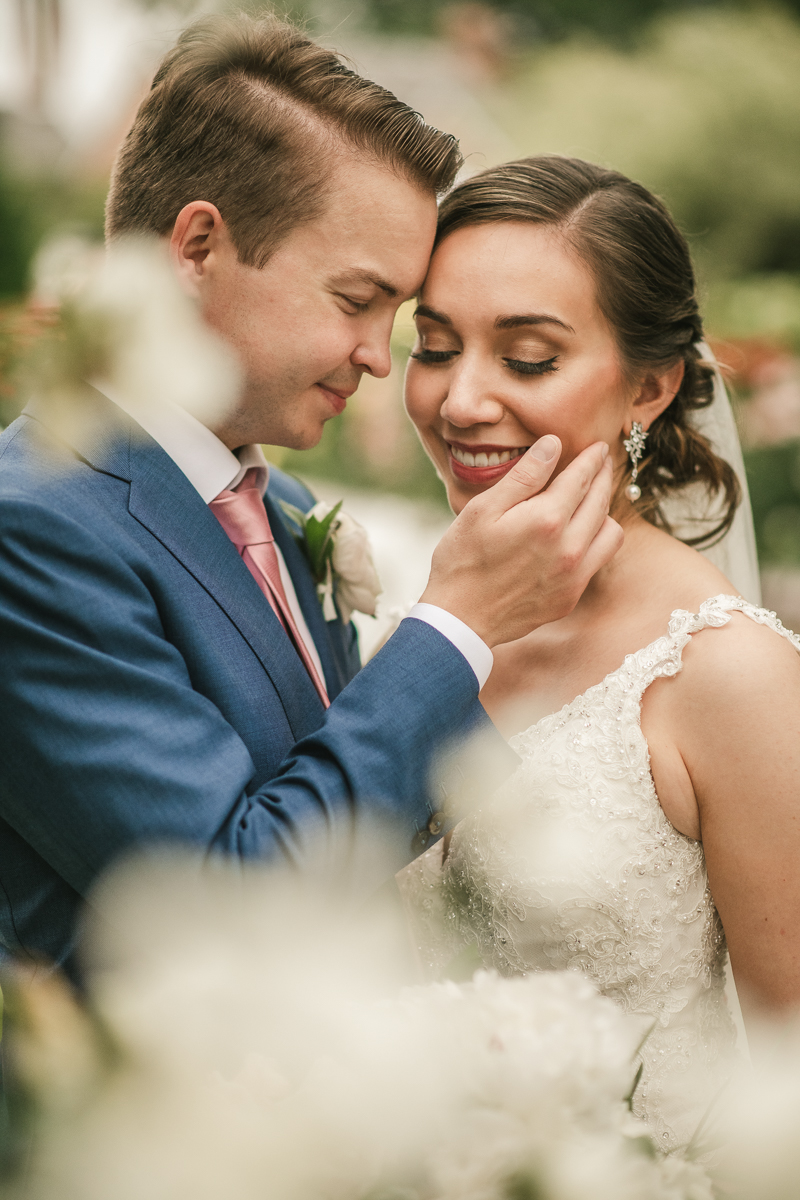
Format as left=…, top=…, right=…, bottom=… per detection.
left=447, top=441, right=530, bottom=485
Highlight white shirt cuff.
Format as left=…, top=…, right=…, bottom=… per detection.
left=404, top=603, right=493, bottom=690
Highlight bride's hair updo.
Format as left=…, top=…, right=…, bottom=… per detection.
left=436, top=155, right=740, bottom=546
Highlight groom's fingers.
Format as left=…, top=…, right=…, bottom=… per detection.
left=481, top=438, right=611, bottom=542
left=556, top=453, right=617, bottom=549
left=480, top=434, right=563, bottom=514
left=576, top=514, right=625, bottom=583
left=553, top=455, right=623, bottom=584
left=523, top=441, right=611, bottom=526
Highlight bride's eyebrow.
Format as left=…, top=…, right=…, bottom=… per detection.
left=495, top=313, right=574, bottom=333
left=414, top=304, right=451, bottom=324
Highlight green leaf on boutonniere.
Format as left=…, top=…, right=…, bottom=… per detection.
left=278, top=499, right=342, bottom=586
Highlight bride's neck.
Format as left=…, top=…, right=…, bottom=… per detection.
left=579, top=513, right=661, bottom=610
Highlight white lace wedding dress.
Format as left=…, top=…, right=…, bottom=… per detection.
left=398, top=594, right=800, bottom=1153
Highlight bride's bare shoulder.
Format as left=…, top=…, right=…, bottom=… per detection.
left=642, top=529, right=800, bottom=737
left=671, top=600, right=800, bottom=711
left=645, top=599, right=800, bottom=839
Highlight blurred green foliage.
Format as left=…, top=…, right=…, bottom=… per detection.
left=269, top=417, right=448, bottom=505
left=363, top=0, right=800, bottom=39
left=267, top=422, right=443, bottom=501
left=0, top=169, right=36, bottom=299
left=490, top=7, right=800, bottom=289
left=705, top=275, right=800, bottom=349
left=0, top=169, right=106, bottom=301
left=0, top=160, right=107, bottom=425
left=745, top=443, right=800, bottom=565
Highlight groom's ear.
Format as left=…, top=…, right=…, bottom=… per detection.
left=630, top=359, right=685, bottom=430
left=169, top=201, right=227, bottom=297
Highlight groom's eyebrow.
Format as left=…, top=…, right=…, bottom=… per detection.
left=495, top=313, right=575, bottom=333
left=332, top=269, right=399, bottom=297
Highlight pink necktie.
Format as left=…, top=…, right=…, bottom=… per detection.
left=210, top=469, right=330, bottom=708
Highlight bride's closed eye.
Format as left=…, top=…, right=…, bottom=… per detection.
left=409, top=349, right=460, bottom=364
left=504, top=355, right=559, bottom=376
left=409, top=351, right=560, bottom=375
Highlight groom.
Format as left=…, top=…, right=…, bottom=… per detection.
left=0, top=14, right=620, bottom=973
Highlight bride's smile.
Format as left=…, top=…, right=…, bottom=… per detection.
left=448, top=441, right=529, bottom=483
left=405, top=220, right=649, bottom=516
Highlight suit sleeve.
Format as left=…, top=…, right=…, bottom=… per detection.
left=0, top=499, right=511, bottom=901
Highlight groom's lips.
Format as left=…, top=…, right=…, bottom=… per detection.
left=447, top=440, right=530, bottom=485
left=316, top=383, right=352, bottom=415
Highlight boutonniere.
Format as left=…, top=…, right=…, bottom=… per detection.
left=278, top=499, right=382, bottom=624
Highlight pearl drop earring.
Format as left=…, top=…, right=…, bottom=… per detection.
left=623, top=422, right=648, bottom=501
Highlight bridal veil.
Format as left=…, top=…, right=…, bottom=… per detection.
left=660, top=342, right=761, bottom=605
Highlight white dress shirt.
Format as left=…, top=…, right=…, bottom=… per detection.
left=99, top=387, right=493, bottom=689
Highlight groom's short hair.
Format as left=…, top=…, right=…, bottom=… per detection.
left=105, top=14, right=461, bottom=266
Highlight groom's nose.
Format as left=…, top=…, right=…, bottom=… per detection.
left=351, top=327, right=393, bottom=379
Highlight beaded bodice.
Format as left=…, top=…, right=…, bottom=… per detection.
left=398, top=595, right=800, bottom=1152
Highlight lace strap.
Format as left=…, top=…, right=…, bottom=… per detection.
left=669, top=593, right=800, bottom=651
left=519, top=594, right=800, bottom=751
left=618, top=593, right=800, bottom=701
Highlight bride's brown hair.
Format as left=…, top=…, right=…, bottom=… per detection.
left=435, top=155, right=740, bottom=546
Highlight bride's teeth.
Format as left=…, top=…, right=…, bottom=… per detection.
left=451, top=445, right=530, bottom=468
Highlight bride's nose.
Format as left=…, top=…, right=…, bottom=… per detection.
left=439, top=360, right=506, bottom=429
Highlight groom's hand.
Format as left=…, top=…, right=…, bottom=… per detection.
left=421, top=435, right=622, bottom=648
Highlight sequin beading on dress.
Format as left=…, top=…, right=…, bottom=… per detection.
left=398, top=595, right=800, bottom=1152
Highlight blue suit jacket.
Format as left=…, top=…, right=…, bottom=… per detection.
left=0, top=390, right=509, bottom=970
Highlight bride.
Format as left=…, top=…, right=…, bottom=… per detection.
left=397, top=155, right=800, bottom=1153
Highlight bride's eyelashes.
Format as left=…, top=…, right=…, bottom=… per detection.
left=504, top=355, right=559, bottom=376
left=409, top=349, right=460, bottom=364
left=409, top=351, right=560, bottom=374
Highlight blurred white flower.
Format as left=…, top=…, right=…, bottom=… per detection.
left=10, top=854, right=713, bottom=1200
left=31, top=234, right=241, bottom=429
left=33, top=235, right=105, bottom=305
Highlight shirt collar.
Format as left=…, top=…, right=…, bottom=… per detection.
left=228, top=442, right=270, bottom=496
left=94, top=382, right=270, bottom=502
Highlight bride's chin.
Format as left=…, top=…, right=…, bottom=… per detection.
left=446, top=476, right=496, bottom=514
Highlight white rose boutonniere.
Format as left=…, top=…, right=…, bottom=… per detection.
left=278, top=498, right=382, bottom=624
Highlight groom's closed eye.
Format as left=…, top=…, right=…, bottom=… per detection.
left=337, top=294, right=372, bottom=314
left=328, top=268, right=403, bottom=314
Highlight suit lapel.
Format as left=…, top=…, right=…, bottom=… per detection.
left=27, top=388, right=334, bottom=733
left=25, top=392, right=325, bottom=742
left=266, top=496, right=347, bottom=700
